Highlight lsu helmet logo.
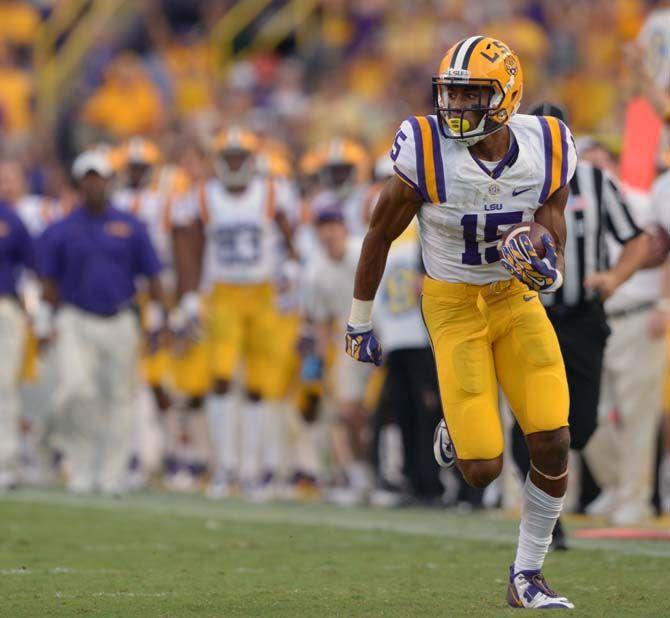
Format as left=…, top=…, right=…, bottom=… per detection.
left=504, top=55, right=518, bottom=76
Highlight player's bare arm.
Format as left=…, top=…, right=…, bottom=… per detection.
left=172, top=221, right=203, bottom=297
left=344, top=176, right=421, bottom=365
left=275, top=210, right=298, bottom=261
left=534, top=183, right=569, bottom=278
left=170, top=220, right=204, bottom=343
left=353, top=176, right=423, bottom=301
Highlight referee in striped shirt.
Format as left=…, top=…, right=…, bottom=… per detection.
left=511, top=103, right=652, bottom=548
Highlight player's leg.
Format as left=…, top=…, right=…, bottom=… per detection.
left=421, top=279, right=504, bottom=488
left=243, top=285, right=284, bottom=495
left=605, top=311, right=663, bottom=525
left=205, top=286, right=243, bottom=497
left=0, top=299, right=27, bottom=488
left=97, top=311, right=141, bottom=495
left=488, top=283, right=573, bottom=609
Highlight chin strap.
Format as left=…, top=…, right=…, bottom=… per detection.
left=530, top=460, right=568, bottom=481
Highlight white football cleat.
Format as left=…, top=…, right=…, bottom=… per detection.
left=433, top=419, right=455, bottom=468
left=507, top=566, right=574, bottom=609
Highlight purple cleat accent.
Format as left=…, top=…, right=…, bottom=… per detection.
left=507, top=565, right=574, bottom=609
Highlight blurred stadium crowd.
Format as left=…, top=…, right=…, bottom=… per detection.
left=0, top=0, right=669, bottom=526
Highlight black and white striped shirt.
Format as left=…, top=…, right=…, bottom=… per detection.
left=542, top=163, right=641, bottom=308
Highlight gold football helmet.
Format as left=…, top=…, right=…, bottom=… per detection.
left=433, top=36, right=523, bottom=145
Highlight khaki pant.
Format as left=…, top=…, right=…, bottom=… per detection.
left=585, top=309, right=664, bottom=518
left=54, top=306, right=140, bottom=493
left=0, top=298, right=26, bottom=478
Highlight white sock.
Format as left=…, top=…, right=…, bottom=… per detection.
left=296, top=421, right=320, bottom=478
left=206, top=393, right=237, bottom=474
left=261, top=400, right=285, bottom=476
left=240, top=398, right=264, bottom=486
left=514, top=476, right=565, bottom=572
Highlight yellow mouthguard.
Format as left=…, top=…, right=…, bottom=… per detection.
left=447, top=118, right=471, bottom=133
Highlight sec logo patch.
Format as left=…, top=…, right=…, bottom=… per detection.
left=488, top=184, right=501, bottom=195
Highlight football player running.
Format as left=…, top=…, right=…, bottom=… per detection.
left=345, top=37, right=576, bottom=609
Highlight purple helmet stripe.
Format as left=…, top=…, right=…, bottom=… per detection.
left=538, top=116, right=553, bottom=203
left=428, top=116, right=447, bottom=202
left=408, top=116, right=430, bottom=202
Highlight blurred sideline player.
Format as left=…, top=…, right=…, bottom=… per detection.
left=254, top=144, right=305, bottom=495
left=175, top=127, right=297, bottom=498
left=346, top=37, right=579, bottom=608
left=0, top=160, right=64, bottom=483
left=314, top=137, right=371, bottom=238
left=113, top=137, right=209, bottom=487
left=0, top=173, right=34, bottom=489
left=304, top=193, right=372, bottom=504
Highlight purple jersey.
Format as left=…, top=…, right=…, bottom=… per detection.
left=38, top=205, right=162, bottom=316
left=0, top=201, right=35, bottom=296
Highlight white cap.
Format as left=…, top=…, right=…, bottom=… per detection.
left=71, top=150, right=113, bottom=180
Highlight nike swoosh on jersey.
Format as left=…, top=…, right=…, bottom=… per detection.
left=523, top=295, right=535, bottom=302
left=512, top=187, right=533, bottom=196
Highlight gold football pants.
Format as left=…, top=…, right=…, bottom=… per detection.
left=421, top=277, right=569, bottom=461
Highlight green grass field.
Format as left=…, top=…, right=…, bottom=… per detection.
left=1, top=489, right=669, bottom=617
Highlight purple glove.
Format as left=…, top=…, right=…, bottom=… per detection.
left=501, top=233, right=563, bottom=292
left=345, top=323, right=383, bottom=366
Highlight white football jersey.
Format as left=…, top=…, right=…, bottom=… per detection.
left=181, top=176, right=282, bottom=289
left=373, top=222, right=428, bottom=352
left=391, top=113, right=577, bottom=285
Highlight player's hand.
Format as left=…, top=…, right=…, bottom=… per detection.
left=34, top=302, right=56, bottom=353
left=501, top=233, right=563, bottom=292
left=583, top=270, right=620, bottom=301
left=169, top=292, right=203, bottom=347
left=345, top=323, right=382, bottom=366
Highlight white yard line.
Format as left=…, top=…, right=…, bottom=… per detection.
left=4, top=489, right=670, bottom=559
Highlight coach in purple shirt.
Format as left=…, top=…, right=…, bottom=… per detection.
left=36, top=150, right=165, bottom=495
left=0, top=199, right=34, bottom=489
left=0, top=201, right=34, bottom=296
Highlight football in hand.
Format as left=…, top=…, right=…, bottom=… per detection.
left=500, top=221, right=552, bottom=259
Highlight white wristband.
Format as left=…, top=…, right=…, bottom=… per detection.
left=542, top=269, right=563, bottom=294
left=348, top=298, right=374, bottom=326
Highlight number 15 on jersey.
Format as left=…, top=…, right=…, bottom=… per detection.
left=461, top=211, right=523, bottom=265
